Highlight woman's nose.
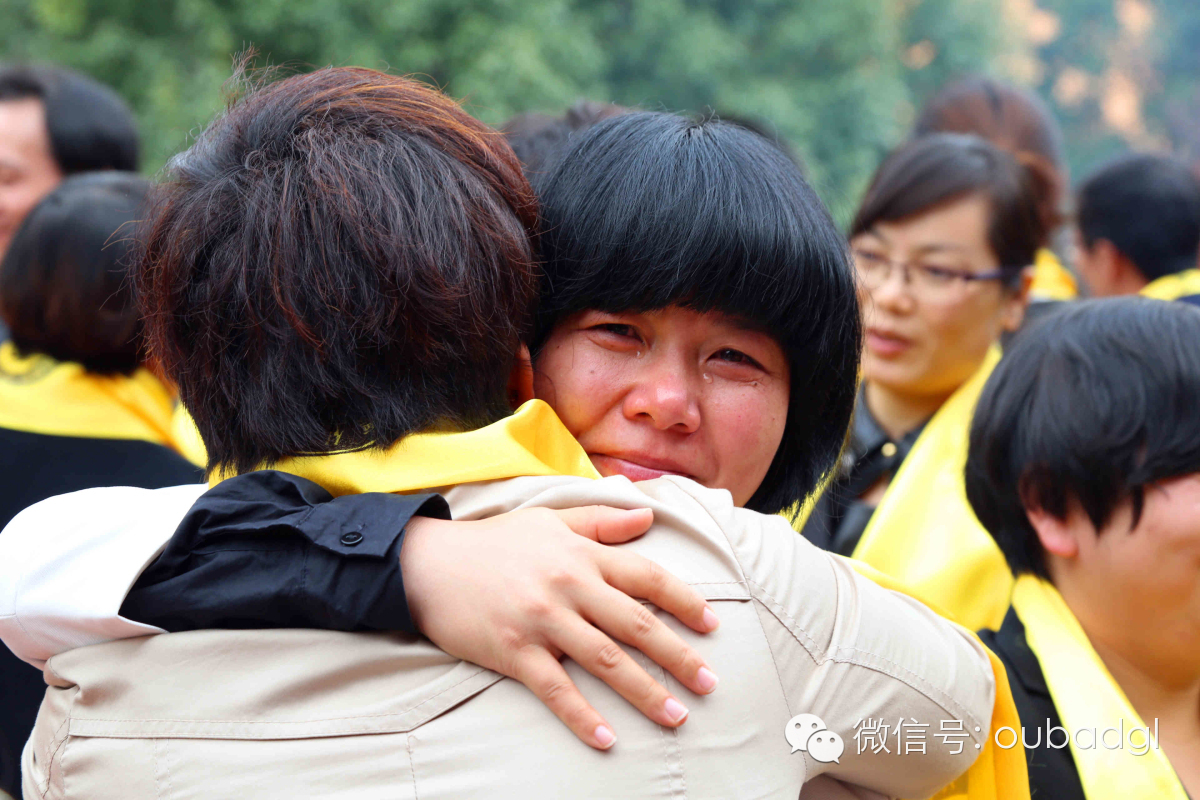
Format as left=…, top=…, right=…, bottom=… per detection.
left=622, top=359, right=702, bottom=433
left=866, top=263, right=916, bottom=315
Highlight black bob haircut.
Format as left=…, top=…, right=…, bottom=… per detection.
left=0, top=172, right=149, bottom=373
left=965, top=298, right=1200, bottom=581
left=0, top=64, right=139, bottom=174
left=852, top=133, right=1051, bottom=287
left=1077, top=153, right=1200, bottom=283
left=532, top=111, right=862, bottom=516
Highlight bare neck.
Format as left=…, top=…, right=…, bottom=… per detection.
left=1055, top=574, right=1200, bottom=791
left=862, top=381, right=951, bottom=441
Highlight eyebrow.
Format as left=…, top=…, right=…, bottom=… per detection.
left=862, top=227, right=970, bottom=256
left=725, top=315, right=776, bottom=338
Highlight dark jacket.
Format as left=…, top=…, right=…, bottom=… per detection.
left=799, top=391, right=924, bottom=556
left=978, top=609, right=1086, bottom=800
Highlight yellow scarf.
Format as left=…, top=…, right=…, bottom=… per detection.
left=1029, top=248, right=1078, bottom=302
left=1012, top=576, right=1188, bottom=799
left=170, top=404, right=210, bottom=468
left=0, top=340, right=180, bottom=449
left=851, top=347, right=1013, bottom=632
left=1140, top=268, right=1200, bottom=302
left=210, top=399, right=601, bottom=493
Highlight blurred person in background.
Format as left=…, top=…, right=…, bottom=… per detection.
left=0, top=172, right=202, bottom=799
left=971, top=298, right=1200, bottom=800
left=500, top=100, right=627, bottom=176
left=914, top=75, right=1078, bottom=307
left=800, top=133, right=1044, bottom=632
left=1074, top=153, right=1200, bottom=305
left=3, top=70, right=1016, bottom=800
left=0, top=64, right=140, bottom=341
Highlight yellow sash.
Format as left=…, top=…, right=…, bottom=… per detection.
left=1029, top=248, right=1078, bottom=302
left=170, top=405, right=209, bottom=468
left=852, top=347, right=1013, bottom=632
left=211, top=399, right=602, bottom=493
left=1140, top=268, right=1200, bottom=302
left=1012, top=576, right=1188, bottom=799
left=0, top=340, right=180, bottom=450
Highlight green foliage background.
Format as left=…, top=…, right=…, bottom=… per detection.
left=1, top=0, right=1195, bottom=222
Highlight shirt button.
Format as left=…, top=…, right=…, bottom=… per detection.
left=340, top=531, right=364, bottom=547
left=881, top=442, right=898, bottom=458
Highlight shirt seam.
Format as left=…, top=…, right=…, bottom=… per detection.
left=62, top=668, right=498, bottom=725
left=748, top=579, right=985, bottom=731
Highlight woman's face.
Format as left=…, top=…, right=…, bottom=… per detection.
left=1041, top=474, right=1200, bottom=675
left=852, top=192, right=1030, bottom=402
left=533, top=306, right=790, bottom=507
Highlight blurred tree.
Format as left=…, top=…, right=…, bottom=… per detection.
left=1015, top=0, right=1200, bottom=181
left=0, top=0, right=1011, bottom=221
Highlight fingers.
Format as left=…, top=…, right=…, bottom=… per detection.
left=547, top=612, right=696, bottom=730
left=552, top=506, right=654, bottom=544
left=510, top=646, right=617, bottom=751
left=599, top=549, right=719, bottom=636
left=581, top=584, right=718, bottom=698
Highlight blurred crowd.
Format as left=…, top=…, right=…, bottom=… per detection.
left=0, top=60, right=1198, bottom=800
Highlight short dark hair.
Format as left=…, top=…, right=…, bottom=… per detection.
left=0, top=172, right=149, bottom=373
left=532, top=111, right=862, bottom=516
left=500, top=101, right=627, bottom=177
left=1077, top=153, right=1200, bottom=282
left=136, top=67, right=539, bottom=474
left=851, top=133, right=1050, bottom=286
left=914, top=76, right=1065, bottom=228
left=965, top=298, right=1200, bottom=580
left=0, top=64, right=139, bottom=173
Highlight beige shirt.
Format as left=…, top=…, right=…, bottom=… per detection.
left=23, top=474, right=994, bottom=800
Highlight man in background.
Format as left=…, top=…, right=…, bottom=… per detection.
left=0, top=64, right=140, bottom=340
left=1074, top=153, right=1200, bottom=305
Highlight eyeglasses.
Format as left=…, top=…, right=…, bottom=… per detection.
left=852, top=249, right=1011, bottom=298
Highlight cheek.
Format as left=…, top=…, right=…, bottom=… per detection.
left=707, top=384, right=789, bottom=503
left=1091, top=525, right=1200, bottom=617
left=533, top=342, right=623, bottom=438
left=916, top=301, right=1001, bottom=379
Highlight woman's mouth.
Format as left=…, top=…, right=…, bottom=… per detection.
left=866, top=328, right=913, bottom=358
left=589, top=453, right=694, bottom=483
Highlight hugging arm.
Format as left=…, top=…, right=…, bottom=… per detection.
left=119, top=471, right=719, bottom=750
left=119, top=470, right=449, bottom=634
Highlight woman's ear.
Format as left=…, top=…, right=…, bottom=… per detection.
left=508, top=344, right=535, bottom=409
left=1025, top=503, right=1080, bottom=560
left=1000, top=266, right=1035, bottom=332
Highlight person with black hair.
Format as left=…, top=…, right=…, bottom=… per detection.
left=0, top=65, right=139, bottom=261
left=799, top=133, right=1041, bottom=633
left=969, top=298, right=1200, bottom=799
left=0, top=64, right=140, bottom=345
left=0, top=172, right=201, bottom=799
left=499, top=100, right=627, bottom=177
left=1074, top=153, right=1200, bottom=305
left=2, top=72, right=1011, bottom=799
left=914, top=75, right=1079, bottom=305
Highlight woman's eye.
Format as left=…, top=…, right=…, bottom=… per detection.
left=918, top=265, right=962, bottom=284
left=593, top=323, right=637, bottom=338
left=713, top=348, right=763, bottom=369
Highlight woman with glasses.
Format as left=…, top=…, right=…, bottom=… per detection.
left=800, top=132, right=1045, bottom=632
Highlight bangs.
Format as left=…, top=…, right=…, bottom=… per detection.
left=531, top=111, right=862, bottom=514
left=532, top=112, right=853, bottom=361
